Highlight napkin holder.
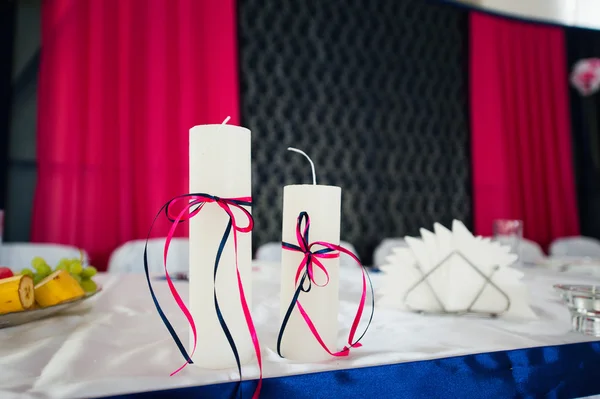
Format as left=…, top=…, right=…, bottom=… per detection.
left=403, top=249, right=511, bottom=317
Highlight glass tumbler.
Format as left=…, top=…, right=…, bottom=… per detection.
left=493, top=219, right=523, bottom=265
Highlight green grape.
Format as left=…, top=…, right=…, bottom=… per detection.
left=20, top=268, right=34, bottom=277
left=56, top=258, right=70, bottom=271
left=31, top=256, right=47, bottom=270
left=33, top=274, right=45, bottom=285
left=35, top=263, right=52, bottom=277
left=68, top=261, right=83, bottom=275
left=80, top=278, right=97, bottom=293
left=71, top=274, right=82, bottom=283
left=31, top=256, right=52, bottom=277
left=81, top=266, right=97, bottom=278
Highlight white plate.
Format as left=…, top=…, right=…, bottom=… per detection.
left=0, top=288, right=101, bottom=329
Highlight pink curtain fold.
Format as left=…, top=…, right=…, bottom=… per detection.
left=470, top=12, right=580, bottom=248
left=33, top=0, right=240, bottom=270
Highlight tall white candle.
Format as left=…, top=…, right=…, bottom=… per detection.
left=188, top=122, right=253, bottom=369
left=279, top=149, right=341, bottom=361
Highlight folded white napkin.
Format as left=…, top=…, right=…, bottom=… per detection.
left=378, top=220, right=536, bottom=319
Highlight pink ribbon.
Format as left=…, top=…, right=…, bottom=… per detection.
left=278, top=211, right=373, bottom=358
left=146, top=193, right=262, bottom=398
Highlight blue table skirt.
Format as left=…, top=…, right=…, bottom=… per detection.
left=105, top=341, right=600, bottom=399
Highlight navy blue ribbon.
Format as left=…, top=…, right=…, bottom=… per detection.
left=143, top=193, right=252, bottom=377
left=277, top=211, right=374, bottom=358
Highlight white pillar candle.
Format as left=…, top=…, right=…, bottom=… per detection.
left=279, top=184, right=341, bottom=362
left=188, top=123, right=253, bottom=369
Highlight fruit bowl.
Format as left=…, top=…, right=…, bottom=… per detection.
left=0, top=287, right=101, bottom=329
left=0, top=254, right=100, bottom=328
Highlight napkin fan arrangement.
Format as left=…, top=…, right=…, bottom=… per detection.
left=378, top=220, right=536, bottom=319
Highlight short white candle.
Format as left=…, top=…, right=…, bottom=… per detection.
left=188, top=121, right=253, bottom=369
left=279, top=149, right=341, bottom=362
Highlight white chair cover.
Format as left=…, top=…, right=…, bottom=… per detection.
left=549, top=236, right=600, bottom=258
left=255, top=240, right=361, bottom=267
left=254, top=242, right=281, bottom=263
left=0, top=243, right=89, bottom=271
left=373, top=238, right=408, bottom=267
left=107, top=238, right=189, bottom=273
left=520, top=239, right=546, bottom=263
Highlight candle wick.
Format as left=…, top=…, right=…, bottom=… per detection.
left=287, top=147, right=317, bottom=185
left=215, top=116, right=231, bottom=136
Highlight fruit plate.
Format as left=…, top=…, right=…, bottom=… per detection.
left=0, top=288, right=101, bottom=329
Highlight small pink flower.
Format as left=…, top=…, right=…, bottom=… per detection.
left=571, top=58, right=600, bottom=96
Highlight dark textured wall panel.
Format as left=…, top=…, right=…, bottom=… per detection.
left=566, top=27, right=600, bottom=241
left=238, top=0, right=471, bottom=264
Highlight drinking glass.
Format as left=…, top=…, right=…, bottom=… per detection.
left=493, top=219, right=523, bottom=264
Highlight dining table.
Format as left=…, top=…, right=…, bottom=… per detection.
left=1, top=261, right=600, bottom=399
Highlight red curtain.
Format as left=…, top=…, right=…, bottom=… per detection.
left=33, top=0, right=240, bottom=270
left=470, top=12, right=580, bottom=247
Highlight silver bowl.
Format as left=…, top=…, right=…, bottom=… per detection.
left=554, top=284, right=600, bottom=336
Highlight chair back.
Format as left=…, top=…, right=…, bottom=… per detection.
left=373, top=238, right=408, bottom=267
left=520, top=239, right=545, bottom=263
left=0, top=243, right=89, bottom=271
left=549, top=236, right=600, bottom=258
left=108, top=238, right=189, bottom=273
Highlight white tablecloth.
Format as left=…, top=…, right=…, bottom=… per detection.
left=0, top=263, right=598, bottom=399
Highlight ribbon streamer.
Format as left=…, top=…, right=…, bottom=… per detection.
left=144, top=193, right=262, bottom=398
left=277, top=211, right=374, bottom=358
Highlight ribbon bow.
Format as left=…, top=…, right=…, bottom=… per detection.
left=144, top=193, right=262, bottom=398
left=277, top=211, right=374, bottom=358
